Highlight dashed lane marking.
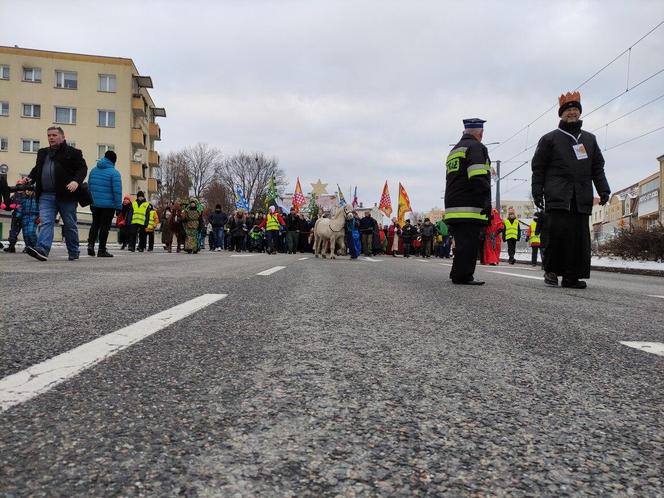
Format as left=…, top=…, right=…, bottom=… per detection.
left=230, top=254, right=257, bottom=257
left=363, top=257, right=382, bottom=262
left=0, top=293, right=227, bottom=413
left=620, top=342, right=664, bottom=357
left=487, top=271, right=542, bottom=281
left=256, top=266, right=286, bottom=276
left=439, top=263, right=453, bottom=267
left=415, top=259, right=429, bottom=263
left=298, top=257, right=309, bottom=261
left=647, top=295, right=664, bottom=299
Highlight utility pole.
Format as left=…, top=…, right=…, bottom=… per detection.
left=494, top=160, right=501, bottom=211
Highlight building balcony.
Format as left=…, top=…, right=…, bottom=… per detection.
left=149, top=122, right=161, bottom=140
left=130, top=161, right=144, bottom=180
left=147, top=177, right=158, bottom=194
left=131, top=128, right=145, bottom=148
left=132, top=96, right=146, bottom=117
left=148, top=150, right=160, bottom=167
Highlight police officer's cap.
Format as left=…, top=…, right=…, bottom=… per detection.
left=463, top=118, right=486, bottom=129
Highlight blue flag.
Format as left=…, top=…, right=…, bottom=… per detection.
left=235, top=186, right=249, bottom=210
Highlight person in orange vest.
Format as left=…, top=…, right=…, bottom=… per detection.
left=527, top=212, right=543, bottom=267
left=144, top=204, right=160, bottom=252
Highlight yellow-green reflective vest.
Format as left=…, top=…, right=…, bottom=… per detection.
left=131, top=200, right=149, bottom=226
left=529, top=221, right=540, bottom=245
left=504, top=218, right=519, bottom=240
left=266, top=213, right=281, bottom=231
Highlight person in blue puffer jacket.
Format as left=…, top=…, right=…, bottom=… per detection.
left=87, top=150, right=122, bottom=257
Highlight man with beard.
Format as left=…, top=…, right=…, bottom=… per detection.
left=531, top=91, right=610, bottom=289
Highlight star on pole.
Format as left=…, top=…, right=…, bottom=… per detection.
left=310, top=179, right=329, bottom=196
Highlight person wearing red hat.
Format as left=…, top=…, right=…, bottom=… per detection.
left=531, top=92, right=611, bottom=289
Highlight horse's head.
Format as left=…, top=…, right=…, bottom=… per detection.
left=343, top=204, right=354, bottom=220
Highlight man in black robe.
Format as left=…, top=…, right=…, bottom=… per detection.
left=531, top=91, right=611, bottom=289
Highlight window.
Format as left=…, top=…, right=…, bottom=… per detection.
left=22, top=67, right=41, bottom=82
left=54, top=106, right=76, bottom=124
left=98, top=74, right=116, bottom=92
left=98, top=144, right=115, bottom=158
left=22, top=103, right=41, bottom=118
left=98, top=110, right=115, bottom=128
left=0, top=137, right=7, bottom=151
left=55, top=70, right=77, bottom=89
left=21, top=139, right=40, bottom=153
left=0, top=65, right=8, bottom=79
left=0, top=101, right=8, bottom=116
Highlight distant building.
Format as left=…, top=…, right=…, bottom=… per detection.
left=637, top=171, right=660, bottom=228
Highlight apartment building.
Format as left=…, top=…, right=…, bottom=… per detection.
left=0, top=46, right=165, bottom=201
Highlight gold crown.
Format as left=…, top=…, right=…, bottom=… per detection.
left=559, top=91, right=581, bottom=106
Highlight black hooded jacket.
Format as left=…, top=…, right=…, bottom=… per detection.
left=531, top=120, right=610, bottom=214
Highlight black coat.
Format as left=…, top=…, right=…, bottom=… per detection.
left=444, top=133, right=492, bottom=224
left=401, top=224, right=418, bottom=241
left=28, top=142, right=88, bottom=202
left=208, top=211, right=228, bottom=228
left=531, top=121, right=610, bottom=214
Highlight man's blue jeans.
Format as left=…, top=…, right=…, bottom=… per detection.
left=214, top=227, right=225, bottom=249
left=36, top=192, right=79, bottom=257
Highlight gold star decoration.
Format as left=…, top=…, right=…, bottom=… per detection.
left=310, top=179, right=329, bottom=196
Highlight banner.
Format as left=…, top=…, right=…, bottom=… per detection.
left=292, top=177, right=306, bottom=212
left=378, top=180, right=392, bottom=217
left=397, top=182, right=412, bottom=226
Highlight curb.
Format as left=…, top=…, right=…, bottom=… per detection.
left=499, top=257, right=664, bottom=278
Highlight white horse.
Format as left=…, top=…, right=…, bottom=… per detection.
left=314, top=204, right=353, bottom=259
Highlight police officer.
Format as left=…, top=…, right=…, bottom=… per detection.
left=444, top=118, right=492, bottom=285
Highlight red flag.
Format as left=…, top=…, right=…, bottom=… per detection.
left=378, top=181, right=392, bottom=217
left=397, top=182, right=412, bottom=225
left=292, top=177, right=306, bottom=212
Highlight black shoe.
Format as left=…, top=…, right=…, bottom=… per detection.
left=97, top=251, right=114, bottom=258
left=87, top=246, right=95, bottom=256
left=562, top=279, right=587, bottom=289
left=68, top=254, right=79, bottom=261
left=544, top=272, right=559, bottom=287
left=26, top=246, right=48, bottom=261
left=3, top=245, right=15, bottom=253
left=509, top=259, right=515, bottom=265
left=452, top=278, right=485, bottom=285
left=128, top=248, right=135, bottom=252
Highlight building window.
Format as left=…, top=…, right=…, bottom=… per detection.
left=0, top=65, right=8, bottom=80
left=98, top=144, right=115, bottom=158
left=22, top=67, right=41, bottom=82
left=54, top=106, right=77, bottom=124
left=55, top=70, right=77, bottom=89
left=22, top=103, right=41, bottom=118
left=98, top=74, right=116, bottom=92
left=0, top=137, right=7, bottom=151
left=21, top=139, right=40, bottom=153
left=98, top=110, right=115, bottom=128
left=0, top=101, right=8, bottom=116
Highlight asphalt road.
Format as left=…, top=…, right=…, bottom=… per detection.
left=1, top=247, right=663, bottom=496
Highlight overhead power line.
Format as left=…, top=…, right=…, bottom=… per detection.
left=490, top=20, right=664, bottom=154
left=583, top=67, right=664, bottom=117
left=604, top=125, right=664, bottom=151
left=591, top=92, right=664, bottom=131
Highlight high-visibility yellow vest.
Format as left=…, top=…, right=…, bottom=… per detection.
left=529, top=221, right=541, bottom=245
left=266, top=213, right=281, bottom=231
left=131, top=200, right=149, bottom=226
left=504, top=218, right=519, bottom=240
left=146, top=210, right=159, bottom=232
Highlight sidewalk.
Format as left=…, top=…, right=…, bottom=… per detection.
left=504, top=250, right=664, bottom=277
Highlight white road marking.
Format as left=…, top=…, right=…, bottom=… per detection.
left=620, top=342, right=664, bottom=357
left=230, top=254, right=256, bottom=257
left=415, top=259, right=429, bottom=263
left=363, top=257, right=382, bottom=262
left=439, top=263, right=453, bottom=267
left=0, top=294, right=227, bottom=412
left=298, top=257, right=309, bottom=261
left=647, top=295, right=664, bottom=299
left=487, top=271, right=542, bottom=281
left=256, top=266, right=286, bottom=276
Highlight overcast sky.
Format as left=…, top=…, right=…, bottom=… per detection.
left=3, top=0, right=664, bottom=211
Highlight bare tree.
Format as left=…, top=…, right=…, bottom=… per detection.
left=183, top=143, right=222, bottom=198
left=157, top=151, right=191, bottom=204
left=202, top=178, right=233, bottom=212
left=218, top=152, right=286, bottom=211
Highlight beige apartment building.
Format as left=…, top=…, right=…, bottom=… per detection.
left=0, top=46, right=165, bottom=201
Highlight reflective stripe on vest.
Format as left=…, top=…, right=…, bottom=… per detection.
left=266, top=213, right=280, bottom=231
left=467, top=162, right=490, bottom=179
left=132, top=200, right=149, bottom=225
left=529, top=221, right=541, bottom=245
left=444, top=206, right=488, bottom=222
left=504, top=218, right=519, bottom=239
